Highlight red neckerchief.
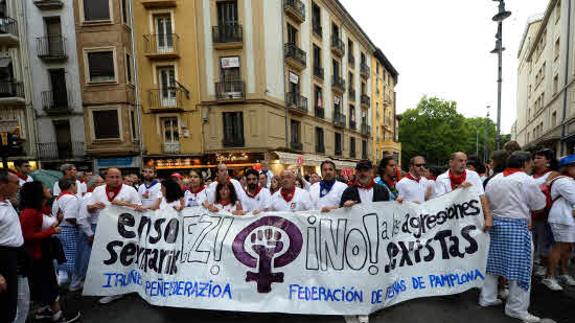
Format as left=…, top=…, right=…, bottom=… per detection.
left=57, top=191, right=74, bottom=200
left=189, top=185, right=205, bottom=195
left=533, top=168, right=550, bottom=179
left=383, top=176, right=396, bottom=190
left=448, top=170, right=467, bottom=190
left=246, top=186, right=262, bottom=198
left=87, top=187, right=95, bottom=193
left=16, top=173, right=28, bottom=181
left=503, top=168, right=523, bottom=177
left=219, top=199, right=232, bottom=207
left=106, top=185, right=122, bottom=202
left=280, top=186, right=296, bottom=202
left=405, top=172, right=420, bottom=183
left=355, top=179, right=375, bottom=190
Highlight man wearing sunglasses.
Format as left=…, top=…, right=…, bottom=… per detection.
left=396, top=156, right=434, bottom=203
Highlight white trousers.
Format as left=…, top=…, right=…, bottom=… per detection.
left=479, top=273, right=531, bottom=318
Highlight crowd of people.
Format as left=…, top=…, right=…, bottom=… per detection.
left=1, top=141, right=574, bottom=323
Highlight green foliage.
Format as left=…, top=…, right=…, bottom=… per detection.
left=398, top=96, right=499, bottom=168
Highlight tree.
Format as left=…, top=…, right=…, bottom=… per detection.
left=398, top=96, right=499, bottom=168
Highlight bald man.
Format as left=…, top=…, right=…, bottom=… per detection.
left=86, top=168, right=142, bottom=304
left=269, top=170, right=312, bottom=211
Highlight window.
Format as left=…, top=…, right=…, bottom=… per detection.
left=552, top=111, right=557, bottom=127
left=87, top=50, right=115, bottom=82
left=360, top=52, right=366, bottom=65
left=154, top=14, right=174, bottom=53
left=332, top=59, right=340, bottom=77
left=335, top=132, right=342, bottom=155
left=125, top=53, right=132, bottom=84
left=362, top=140, right=368, bottom=159
left=290, top=120, right=300, bottom=144
left=554, top=38, right=560, bottom=61
left=157, top=66, right=176, bottom=106
left=130, top=110, right=137, bottom=140
left=556, top=0, right=561, bottom=23
left=349, top=104, right=355, bottom=128
left=348, top=72, right=354, bottom=87
left=220, top=56, right=241, bottom=81
left=288, top=71, right=300, bottom=95
left=315, top=127, right=324, bottom=153
left=217, top=1, right=239, bottom=26
left=287, top=23, right=298, bottom=45
left=92, top=109, right=120, bottom=139
left=347, top=39, right=354, bottom=62
left=161, top=117, right=179, bottom=144
left=223, top=112, right=244, bottom=147
left=48, top=69, right=68, bottom=108
left=121, top=0, right=130, bottom=25
left=312, top=3, right=321, bottom=29
left=350, top=137, right=356, bottom=158
left=332, top=23, right=339, bottom=38
left=553, top=74, right=559, bottom=94
left=83, top=0, right=110, bottom=22
left=313, top=45, right=321, bottom=68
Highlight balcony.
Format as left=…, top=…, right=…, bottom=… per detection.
left=290, top=141, right=303, bottom=151
left=141, top=0, right=177, bottom=8
left=331, top=35, right=345, bottom=57
left=147, top=88, right=185, bottom=111
left=36, top=36, right=67, bottom=62
left=361, top=124, right=372, bottom=136
left=348, top=87, right=356, bottom=100
left=223, top=137, right=244, bottom=147
left=360, top=62, right=370, bottom=79
left=312, top=23, right=322, bottom=38
left=315, top=144, right=325, bottom=154
left=163, top=142, right=181, bottom=154
left=349, top=119, right=357, bottom=130
left=348, top=55, right=355, bottom=67
left=331, top=75, right=345, bottom=93
left=285, top=92, right=308, bottom=114
left=42, top=90, right=71, bottom=115
left=0, top=17, right=19, bottom=46
left=313, top=66, right=324, bottom=80
left=34, top=0, right=64, bottom=10
left=37, top=141, right=85, bottom=161
left=283, top=0, right=305, bottom=23
left=212, top=24, right=243, bottom=49
left=314, top=106, right=324, bottom=119
left=283, top=43, right=306, bottom=70
left=0, top=81, right=24, bottom=104
left=215, top=80, right=245, bottom=101
left=143, top=34, right=179, bottom=60
left=333, top=111, right=346, bottom=128
left=361, top=94, right=370, bottom=108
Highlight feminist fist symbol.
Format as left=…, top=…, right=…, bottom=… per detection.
left=246, top=228, right=285, bottom=293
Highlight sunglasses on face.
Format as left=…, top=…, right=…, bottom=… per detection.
left=415, top=164, right=426, bottom=168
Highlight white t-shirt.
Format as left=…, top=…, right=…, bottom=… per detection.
left=435, top=169, right=485, bottom=197
left=184, top=187, right=208, bottom=207
left=549, top=176, right=575, bottom=226
left=396, top=176, right=433, bottom=203
left=78, top=192, right=95, bottom=236
left=18, top=175, right=33, bottom=187
left=270, top=187, right=313, bottom=212
left=213, top=202, right=239, bottom=214
left=160, top=198, right=182, bottom=211
left=485, top=172, right=546, bottom=220
left=52, top=193, right=80, bottom=226
left=358, top=187, right=375, bottom=205
left=87, top=184, right=142, bottom=219
left=0, top=200, right=23, bottom=247
left=532, top=171, right=552, bottom=186
left=53, top=179, right=83, bottom=198
left=243, top=188, right=272, bottom=212
left=207, top=178, right=249, bottom=205
left=309, top=181, right=347, bottom=210
left=138, top=181, right=163, bottom=208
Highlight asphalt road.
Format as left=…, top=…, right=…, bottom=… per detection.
left=58, top=278, right=574, bottom=323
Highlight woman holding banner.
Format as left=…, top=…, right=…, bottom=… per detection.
left=207, top=181, right=246, bottom=216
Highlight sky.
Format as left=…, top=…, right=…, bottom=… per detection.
left=339, top=0, right=549, bottom=133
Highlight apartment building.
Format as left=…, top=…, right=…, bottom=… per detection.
left=24, top=0, right=87, bottom=168
left=371, top=48, right=399, bottom=164
left=0, top=0, right=35, bottom=167
left=74, top=0, right=141, bottom=172
left=515, top=0, right=575, bottom=154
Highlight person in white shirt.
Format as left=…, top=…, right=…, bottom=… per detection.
left=52, top=179, right=82, bottom=289
left=0, top=170, right=24, bottom=323
left=258, top=172, right=268, bottom=191
left=310, top=161, right=347, bottom=212
left=261, top=161, right=274, bottom=188
left=542, top=154, right=575, bottom=291
left=53, top=164, right=83, bottom=198
left=14, top=160, right=33, bottom=187
left=206, top=163, right=249, bottom=206
left=396, top=156, right=433, bottom=203
left=184, top=170, right=208, bottom=207
left=270, top=170, right=312, bottom=212
left=86, top=168, right=142, bottom=305
left=479, top=151, right=545, bottom=323
left=159, top=179, right=185, bottom=211
left=243, top=169, right=271, bottom=214
left=137, top=166, right=162, bottom=210
left=207, top=181, right=246, bottom=215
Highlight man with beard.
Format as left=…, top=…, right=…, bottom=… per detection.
left=396, top=156, right=433, bottom=203
left=269, top=170, right=312, bottom=212
left=86, top=168, right=142, bottom=304
left=242, top=168, right=271, bottom=214
left=137, top=166, right=162, bottom=210
left=310, top=161, right=347, bottom=212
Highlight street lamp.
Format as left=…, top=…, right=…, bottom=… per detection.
left=490, top=0, right=511, bottom=150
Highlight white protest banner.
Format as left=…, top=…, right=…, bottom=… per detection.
left=84, top=188, right=488, bottom=315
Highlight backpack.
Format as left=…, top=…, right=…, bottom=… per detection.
left=534, top=176, right=566, bottom=220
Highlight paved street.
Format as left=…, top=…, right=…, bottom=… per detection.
left=59, top=278, right=574, bottom=323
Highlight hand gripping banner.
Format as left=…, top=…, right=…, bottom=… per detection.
left=83, top=188, right=489, bottom=315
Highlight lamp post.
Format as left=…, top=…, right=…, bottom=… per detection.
left=490, top=0, right=511, bottom=150
left=484, top=106, right=490, bottom=164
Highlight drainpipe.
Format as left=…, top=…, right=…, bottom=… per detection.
left=129, top=1, right=144, bottom=171
left=561, top=0, right=572, bottom=155
left=20, top=0, right=37, bottom=164
left=281, top=6, right=289, bottom=151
